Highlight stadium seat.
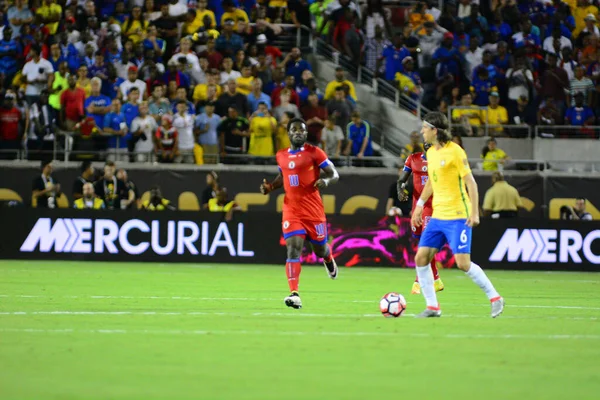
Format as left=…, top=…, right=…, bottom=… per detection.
left=178, top=192, right=201, bottom=211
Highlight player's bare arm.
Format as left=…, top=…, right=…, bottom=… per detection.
left=314, top=163, right=339, bottom=189
left=464, top=173, right=480, bottom=227
left=411, top=179, right=432, bottom=228
left=260, top=173, right=283, bottom=195
left=396, top=170, right=411, bottom=202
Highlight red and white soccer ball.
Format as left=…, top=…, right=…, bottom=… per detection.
left=379, top=292, right=407, bottom=318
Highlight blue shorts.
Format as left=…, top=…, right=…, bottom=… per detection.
left=419, top=218, right=472, bottom=254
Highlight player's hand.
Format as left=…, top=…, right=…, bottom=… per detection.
left=398, top=188, right=409, bottom=202
left=260, top=179, right=272, bottom=195
left=411, top=206, right=423, bottom=227
left=466, top=214, right=480, bottom=227
left=314, top=179, right=328, bottom=189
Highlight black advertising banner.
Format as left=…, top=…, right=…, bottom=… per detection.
left=472, top=219, right=600, bottom=271
left=0, top=166, right=546, bottom=217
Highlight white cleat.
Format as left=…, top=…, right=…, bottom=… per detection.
left=323, top=258, right=338, bottom=280
left=491, top=297, right=505, bottom=318
left=284, top=293, right=302, bottom=309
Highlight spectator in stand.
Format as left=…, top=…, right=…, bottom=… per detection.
left=334, top=8, right=364, bottom=61
left=216, top=79, right=249, bottom=117
left=298, top=78, right=324, bottom=106
left=432, top=32, right=463, bottom=85
left=538, top=95, right=563, bottom=127
left=439, top=85, right=461, bottom=114
left=581, top=13, right=600, bottom=38
left=32, top=160, right=60, bottom=209
left=565, top=92, right=596, bottom=127
left=281, top=47, right=312, bottom=86
left=22, top=44, right=54, bottom=105
left=559, top=47, right=578, bottom=81
left=452, top=20, right=470, bottom=51
left=73, top=182, right=105, bottom=209
left=345, top=111, right=373, bottom=164
left=171, top=86, right=195, bottom=115
left=220, top=57, right=241, bottom=85
left=325, top=67, right=358, bottom=102
left=0, top=27, right=19, bottom=87
left=290, top=0, right=312, bottom=29
left=0, top=93, right=22, bottom=157
left=208, top=187, right=240, bottom=221
left=470, top=67, right=497, bottom=106
left=505, top=57, right=534, bottom=110
left=462, top=4, right=488, bottom=41
left=36, top=0, right=62, bottom=36
left=416, top=21, right=443, bottom=67
left=202, top=37, right=224, bottom=71
left=131, top=101, right=158, bottom=162
left=172, top=100, right=196, bottom=163
left=452, top=92, right=482, bottom=136
left=409, top=2, right=434, bottom=31
left=400, top=131, right=423, bottom=161
left=275, top=111, right=293, bottom=151
left=482, top=172, right=522, bottom=218
left=221, top=0, right=249, bottom=29
left=120, top=66, right=147, bottom=103
left=60, top=74, right=86, bottom=130
left=326, top=86, right=353, bottom=131
left=493, top=41, right=511, bottom=75
left=569, top=65, right=594, bottom=107
left=236, top=63, right=254, bottom=96
left=363, top=25, right=392, bottom=73
left=511, top=17, right=541, bottom=49
left=216, top=19, right=244, bottom=57
left=561, top=198, right=593, bottom=221
left=508, top=95, right=536, bottom=134
left=170, top=37, right=203, bottom=84
left=195, top=101, right=220, bottom=163
left=85, top=78, right=111, bottom=130
left=201, top=171, right=219, bottom=209
left=104, top=99, right=130, bottom=162
left=301, top=93, right=328, bottom=146
left=193, top=69, right=222, bottom=106
left=28, top=90, right=57, bottom=153
left=248, top=102, right=277, bottom=161
left=542, top=52, right=570, bottom=108
left=272, top=75, right=300, bottom=108
left=543, top=26, right=573, bottom=56
left=481, top=92, right=508, bottom=135
left=122, top=6, right=149, bottom=45
left=481, top=137, right=509, bottom=171
left=155, top=114, right=179, bottom=163
left=247, top=78, right=271, bottom=113
left=274, top=89, right=301, bottom=122
left=218, top=106, right=250, bottom=163
left=322, top=115, right=344, bottom=162
left=76, top=65, right=92, bottom=97
left=121, top=88, right=141, bottom=129
left=148, top=85, right=172, bottom=123
left=379, top=32, right=410, bottom=82
left=361, top=0, right=392, bottom=39
left=7, top=0, right=33, bottom=40
left=464, top=36, right=484, bottom=82
left=141, top=186, right=176, bottom=211
left=573, top=2, right=599, bottom=38
left=451, top=134, right=463, bottom=148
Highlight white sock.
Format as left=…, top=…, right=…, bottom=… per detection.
left=416, top=265, right=439, bottom=309
left=466, top=262, right=500, bottom=301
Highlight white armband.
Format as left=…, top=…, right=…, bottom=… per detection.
left=416, top=198, right=425, bottom=207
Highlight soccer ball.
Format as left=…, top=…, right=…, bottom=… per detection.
left=379, top=292, right=407, bottom=318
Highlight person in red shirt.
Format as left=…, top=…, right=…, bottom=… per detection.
left=260, top=117, right=340, bottom=309
left=154, top=114, right=179, bottom=163
left=60, top=74, right=86, bottom=130
left=271, top=75, right=300, bottom=108
left=397, top=142, right=445, bottom=294
left=301, top=93, right=328, bottom=145
left=0, top=93, right=22, bottom=157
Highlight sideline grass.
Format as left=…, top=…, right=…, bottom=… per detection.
left=0, top=261, right=599, bottom=400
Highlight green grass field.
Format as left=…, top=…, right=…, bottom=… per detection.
left=1, top=261, right=599, bottom=400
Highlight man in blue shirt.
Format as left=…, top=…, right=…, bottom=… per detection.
left=195, top=101, right=221, bottom=163
left=84, top=78, right=111, bottom=129
left=121, top=88, right=140, bottom=128
left=344, top=111, right=373, bottom=160
left=7, top=0, right=33, bottom=39
left=101, top=65, right=124, bottom=100
left=246, top=78, right=271, bottom=112
left=171, top=86, right=195, bottom=115
left=565, top=92, right=595, bottom=127
left=103, top=98, right=131, bottom=159
left=215, top=19, right=244, bottom=56
left=0, top=27, right=19, bottom=85
left=379, top=33, right=410, bottom=82
left=433, top=32, right=463, bottom=82
left=283, top=47, right=312, bottom=85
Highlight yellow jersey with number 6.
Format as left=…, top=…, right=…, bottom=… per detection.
left=426, top=141, right=472, bottom=220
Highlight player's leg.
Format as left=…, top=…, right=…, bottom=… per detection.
left=284, top=235, right=304, bottom=309
left=307, top=221, right=337, bottom=279
left=414, top=218, right=446, bottom=317
left=449, top=222, right=504, bottom=318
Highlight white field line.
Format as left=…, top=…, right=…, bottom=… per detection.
left=0, top=310, right=597, bottom=320
left=0, top=327, right=599, bottom=340
left=1, top=294, right=600, bottom=310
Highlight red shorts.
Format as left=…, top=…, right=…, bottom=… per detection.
left=282, top=218, right=328, bottom=245
left=411, top=207, right=433, bottom=237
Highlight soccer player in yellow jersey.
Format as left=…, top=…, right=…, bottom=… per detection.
left=411, top=112, right=505, bottom=318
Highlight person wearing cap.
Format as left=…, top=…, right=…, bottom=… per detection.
left=481, top=91, right=508, bottom=135
left=119, top=65, right=148, bottom=103
left=565, top=92, right=596, bottom=127
left=324, top=67, right=357, bottom=102
left=432, top=31, right=461, bottom=83
left=482, top=172, right=522, bottom=218
left=215, top=19, right=244, bottom=56
left=481, top=137, right=509, bottom=171
left=394, top=59, right=421, bottom=100
left=572, top=1, right=599, bottom=38
left=581, top=13, right=600, bottom=37
left=220, top=0, right=249, bottom=30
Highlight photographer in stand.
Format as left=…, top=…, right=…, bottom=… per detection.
left=561, top=198, right=593, bottom=221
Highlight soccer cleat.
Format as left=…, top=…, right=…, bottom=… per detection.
left=434, top=278, right=445, bottom=292
left=284, top=292, right=302, bottom=309
left=491, top=297, right=505, bottom=318
left=411, top=281, right=421, bottom=294
left=323, top=257, right=338, bottom=280
left=415, top=308, right=442, bottom=318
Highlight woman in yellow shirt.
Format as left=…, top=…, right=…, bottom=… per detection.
left=249, top=103, right=277, bottom=157
left=76, top=65, right=91, bottom=98
left=122, top=6, right=149, bottom=44
left=481, top=137, right=509, bottom=171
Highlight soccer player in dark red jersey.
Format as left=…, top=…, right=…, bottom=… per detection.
left=397, top=143, right=445, bottom=294
left=260, top=118, right=340, bottom=309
